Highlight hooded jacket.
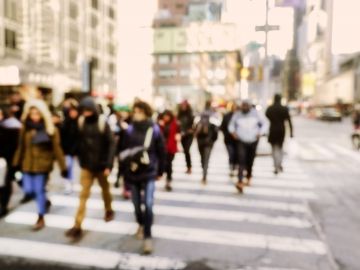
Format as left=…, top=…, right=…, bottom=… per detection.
left=77, top=97, right=115, bottom=172
left=12, top=99, right=66, bottom=173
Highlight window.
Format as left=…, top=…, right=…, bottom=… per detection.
left=69, top=50, right=78, bottom=65
left=108, top=25, right=114, bottom=38
left=91, top=36, right=99, bottom=50
left=5, top=28, right=16, bottom=49
left=158, top=69, right=177, bottom=79
left=4, top=0, right=17, bottom=20
left=108, top=7, right=115, bottom=19
left=179, top=69, right=190, bottom=77
left=69, top=2, right=78, bottom=19
left=91, top=15, right=98, bottom=28
left=108, top=43, right=115, bottom=55
left=210, top=53, right=225, bottom=63
left=69, top=27, right=79, bottom=42
left=109, top=63, right=115, bottom=74
left=91, top=57, right=99, bottom=69
left=158, top=54, right=173, bottom=64
left=179, top=54, right=190, bottom=63
left=91, top=0, right=98, bottom=9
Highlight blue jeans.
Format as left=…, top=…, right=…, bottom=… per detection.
left=22, top=173, right=47, bottom=215
left=130, top=180, right=155, bottom=239
left=65, top=155, right=75, bottom=181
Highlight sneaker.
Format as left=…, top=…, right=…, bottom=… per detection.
left=134, top=225, right=144, bottom=240
left=104, top=210, right=115, bottom=222
left=45, top=199, right=52, bottom=213
left=20, top=195, right=33, bottom=204
left=65, top=227, right=83, bottom=239
left=201, top=178, right=207, bottom=185
left=165, top=182, right=172, bottom=192
left=0, top=208, right=8, bottom=218
left=236, top=182, right=244, bottom=194
left=33, top=216, right=45, bottom=231
left=186, top=168, right=192, bottom=174
left=143, top=238, right=153, bottom=254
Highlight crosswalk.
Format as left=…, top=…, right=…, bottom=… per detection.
left=0, top=140, right=336, bottom=270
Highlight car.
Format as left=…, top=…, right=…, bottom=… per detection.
left=318, top=108, right=342, bottom=122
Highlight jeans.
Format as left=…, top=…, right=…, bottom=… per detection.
left=65, top=155, right=75, bottom=181
left=22, top=173, right=47, bottom=215
left=74, top=169, right=113, bottom=228
left=225, top=142, right=237, bottom=171
left=131, top=180, right=155, bottom=239
left=236, top=141, right=258, bottom=182
left=165, top=153, right=175, bottom=181
left=198, top=142, right=213, bottom=180
left=181, top=135, right=193, bottom=169
left=271, top=144, right=283, bottom=171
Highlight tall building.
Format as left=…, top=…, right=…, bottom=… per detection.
left=0, top=0, right=117, bottom=105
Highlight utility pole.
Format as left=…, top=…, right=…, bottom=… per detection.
left=255, top=0, right=279, bottom=107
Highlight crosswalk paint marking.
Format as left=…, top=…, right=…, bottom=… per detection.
left=5, top=212, right=326, bottom=255
left=0, top=237, right=185, bottom=269
left=49, top=195, right=312, bottom=228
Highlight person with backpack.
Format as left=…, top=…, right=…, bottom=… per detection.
left=265, top=94, right=294, bottom=174
left=119, top=101, right=165, bottom=254
left=195, top=101, right=220, bottom=184
left=158, top=110, right=180, bottom=192
left=12, top=99, right=67, bottom=230
left=177, top=101, right=194, bottom=174
left=228, top=100, right=265, bottom=193
left=220, top=102, right=238, bottom=177
left=65, top=96, right=115, bottom=239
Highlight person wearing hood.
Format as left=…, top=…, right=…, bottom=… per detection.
left=119, top=101, right=165, bottom=254
left=265, top=94, right=293, bottom=174
left=60, top=99, right=79, bottom=194
left=12, top=99, right=67, bottom=230
left=228, top=100, right=265, bottom=193
left=66, top=96, right=115, bottom=239
left=0, top=107, right=22, bottom=217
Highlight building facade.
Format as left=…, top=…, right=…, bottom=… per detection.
left=0, top=0, right=117, bottom=105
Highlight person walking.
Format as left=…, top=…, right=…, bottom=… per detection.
left=12, top=99, right=67, bottom=230
left=177, top=101, right=194, bottom=174
left=65, top=96, right=115, bottom=239
left=195, top=101, right=220, bottom=185
left=158, top=110, right=179, bottom=191
left=220, top=102, right=238, bottom=177
left=60, top=99, right=79, bottom=194
left=229, top=100, right=265, bottom=193
left=265, top=94, right=293, bottom=174
left=0, top=107, right=22, bottom=217
left=119, top=101, right=165, bottom=254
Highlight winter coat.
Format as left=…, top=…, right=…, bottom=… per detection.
left=60, top=117, right=78, bottom=156
left=265, top=103, right=293, bottom=145
left=76, top=97, right=115, bottom=172
left=160, top=119, right=179, bottom=155
left=178, top=110, right=194, bottom=136
left=120, top=120, right=166, bottom=183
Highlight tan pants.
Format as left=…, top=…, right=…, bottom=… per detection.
left=74, top=169, right=113, bottom=228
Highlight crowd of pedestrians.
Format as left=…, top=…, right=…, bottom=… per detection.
left=0, top=92, right=296, bottom=254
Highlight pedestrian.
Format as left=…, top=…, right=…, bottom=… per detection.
left=0, top=106, right=22, bottom=218
left=12, top=99, right=67, bottom=230
left=119, top=101, right=165, bottom=254
left=158, top=110, right=180, bottom=191
left=220, top=102, right=238, bottom=177
left=194, top=101, right=220, bottom=185
left=177, top=100, right=194, bottom=174
left=113, top=104, right=132, bottom=199
left=65, top=96, right=115, bottom=239
left=265, top=94, right=294, bottom=174
left=228, top=100, right=265, bottom=193
left=60, top=99, right=79, bottom=194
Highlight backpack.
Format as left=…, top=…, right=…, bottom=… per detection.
left=78, top=115, right=107, bottom=133
left=119, top=126, right=155, bottom=180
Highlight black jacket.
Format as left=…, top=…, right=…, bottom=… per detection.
left=178, top=110, right=194, bottom=136
left=120, top=120, right=166, bottom=183
left=220, top=111, right=235, bottom=145
left=266, top=103, right=293, bottom=145
left=60, top=117, right=78, bottom=156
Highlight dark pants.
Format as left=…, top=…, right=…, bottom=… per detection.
left=225, top=141, right=238, bottom=171
left=165, top=153, right=175, bottom=181
left=131, top=180, right=155, bottom=239
left=0, top=162, right=15, bottom=214
left=236, top=140, right=258, bottom=182
left=198, top=141, right=213, bottom=180
left=181, top=135, right=193, bottom=169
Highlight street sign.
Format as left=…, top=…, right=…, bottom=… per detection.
left=255, top=25, right=280, bottom=32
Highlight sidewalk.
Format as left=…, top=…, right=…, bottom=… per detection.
left=0, top=140, right=335, bottom=270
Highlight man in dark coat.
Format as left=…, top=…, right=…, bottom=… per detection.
left=265, top=94, right=293, bottom=174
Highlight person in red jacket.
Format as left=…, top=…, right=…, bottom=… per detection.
left=158, top=110, right=180, bottom=191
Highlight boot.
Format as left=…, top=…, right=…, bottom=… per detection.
left=33, top=215, right=45, bottom=231
left=143, top=238, right=153, bottom=254
left=65, top=227, right=83, bottom=239
left=134, top=225, right=144, bottom=240
left=104, top=210, right=115, bottom=222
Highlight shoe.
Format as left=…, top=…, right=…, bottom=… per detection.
left=274, top=169, right=279, bottom=175
left=20, top=195, right=33, bottom=204
left=46, top=199, right=52, bottom=213
left=122, top=190, right=131, bottom=200
left=65, top=227, right=83, bottom=239
left=0, top=208, right=8, bottom=218
left=245, top=177, right=252, bottom=186
left=236, top=182, right=244, bottom=194
left=279, top=166, right=283, bottom=172
left=143, top=238, right=153, bottom=254
left=201, top=178, right=207, bottom=185
left=134, top=225, right=144, bottom=240
left=33, top=215, right=45, bottom=231
left=114, top=180, right=120, bottom=188
left=104, top=210, right=115, bottom=222
left=186, top=168, right=192, bottom=174
left=165, top=182, right=172, bottom=192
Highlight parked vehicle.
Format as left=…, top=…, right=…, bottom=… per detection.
left=318, top=108, right=342, bottom=122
